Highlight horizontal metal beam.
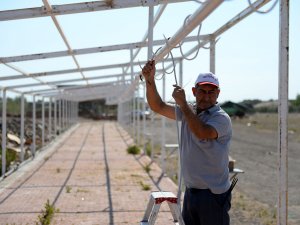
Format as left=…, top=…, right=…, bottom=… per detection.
left=0, top=0, right=191, bottom=21
left=6, top=72, right=129, bottom=89
left=39, top=80, right=132, bottom=101
left=0, top=57, right=180, bottom=81
left=7, top=66, right=169, bottom=91
left=0, top=35, right=205, bottom=64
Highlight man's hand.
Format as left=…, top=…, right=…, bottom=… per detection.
left=172, top=85, right=187, bottom=107
left=142, top=60, right=156, bottom=83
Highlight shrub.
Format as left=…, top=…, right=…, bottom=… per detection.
left=0, top=148, right=18, bottom=175
left=145, top=142, right=151, bottom=157
left=127, top=145, right=140, bottom=155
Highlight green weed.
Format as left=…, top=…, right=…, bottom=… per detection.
left=36, top=199, right=59, bottom=225
left=66, top=186, right=72, bottom=193
left=139, top=181, right=151, bottom=191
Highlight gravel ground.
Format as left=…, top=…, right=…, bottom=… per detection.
left=134, top=113, right=300, bottom=225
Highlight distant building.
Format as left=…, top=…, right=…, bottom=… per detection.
left=253, top=100, right=279, bottom=112
left=221, top=101, right=250, bottom=118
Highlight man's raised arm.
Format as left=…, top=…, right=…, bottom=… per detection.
left=142, top=60, right=176, bottom=120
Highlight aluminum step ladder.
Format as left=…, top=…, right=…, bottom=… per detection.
left=140, top=191, right=185, bottom=225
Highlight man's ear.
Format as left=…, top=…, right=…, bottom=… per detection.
left=192, top=87, right=196, bottom=96
left=216, top=89, right=220, bottom=98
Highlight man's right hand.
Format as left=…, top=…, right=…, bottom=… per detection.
left=142, top=60, right=156, bottom=82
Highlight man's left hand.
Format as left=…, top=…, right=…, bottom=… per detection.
left=172, top=85, right=187, bottom=107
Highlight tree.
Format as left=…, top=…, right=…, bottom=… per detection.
left=293, top=94, right=300, bottom=107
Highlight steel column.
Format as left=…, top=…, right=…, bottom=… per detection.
left=20, top=94, right=25, bottom=162
left=277, top=0, right=289, bottom=224
left=59, top=99, right=62, bottom=134
left=1, top=89, right=7, bottom=176
left=161, top=73, right=166, bottom=174
left=210, top=36, right=216, bottom=74
left=62, top=99, right=64, bottom=130
left=148, top=5, right=154, bottom=159
left=42, top=97, right=45, bottom=147
left=54, top=98, right=57, bottom=136
left=32, top=95, right=36, bottom=157
left=137, top=87, right=140, bottom=145
left=130, top=48, right=136, bottom=142
left=179, top=59, right=183, bottom=87
left=49, top=97, right=52, bottom=140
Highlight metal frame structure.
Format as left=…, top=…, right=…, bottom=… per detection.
left=0, top=0, right=290, bottom=224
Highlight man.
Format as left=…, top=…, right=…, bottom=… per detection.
left=142, top=60, right=232, bottom=225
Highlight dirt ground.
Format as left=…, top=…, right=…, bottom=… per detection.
left=137, top=113, right=300, bottom=225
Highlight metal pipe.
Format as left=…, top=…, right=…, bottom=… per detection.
left=42, top=0, right=88, bottom=85
left=277, top=0, right=289, bottom=224
left=49, top=97, right=52, bottom=141
left=154, top=0, right=223, bottom=62
left=20, top=94, right=25, bottom=162
left=42, top=97, right=45, bottom=147
left=0, top=0, right=190, bottom=21
left=123, top=3, right=167, bottom=74
left=161, top=73, right=166, bottom=174
left=61, top=99, right=64, bottom=131
left=0, top=39, right=192, bottom=67
left=59, top=99, right=62, bottom=134
left=54, top=98, right=57, bottom=136
left=210, top=36, right=216, bottom=74
left=137, top=87, right=140, bottom=145
left=130, top=48, right=136, bottom=142
left=179, top=59, right=183, bottom=87
left=185, top=0, right=272, bottom=58
left=1, top=89, right=7, bottom=176
left=147, top=5, right=154, bottom=159
left=32, top=95, right=36, bottom=157
left=121, top=0, right=223, bottom=102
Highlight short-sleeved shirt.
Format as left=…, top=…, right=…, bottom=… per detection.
left=176, top=104, right=232, bottom=194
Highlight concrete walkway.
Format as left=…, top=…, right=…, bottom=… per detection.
left=0, top=121, right=179, bottom=225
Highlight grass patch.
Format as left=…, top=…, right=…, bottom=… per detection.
left=36, top=199, right=59, bottom=225
left=65, top=186, right=72, bottom=193
left=143, top=164, right=151, bottom=173
left=76, top=188, right=89, bottom=193
left=130, top=174, right=142, bottom=178
left=127, top=145, right=140, bottom=155
left=139, top=181, right=151, bottom=191
left=145, top=142, right=151, bottom=157
left=232, top=191, right=276, bottom=225
left=44, top=156, right=50, bottom=161
left=0, top=148, right=18, bottom=175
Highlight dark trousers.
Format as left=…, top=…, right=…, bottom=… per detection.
left=182, top=188, right=231, bottom=225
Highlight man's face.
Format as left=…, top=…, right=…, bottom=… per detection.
left=193, top=84, right=220, bottom=110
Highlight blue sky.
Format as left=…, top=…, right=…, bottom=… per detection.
left=0, top=0, right=299, bottom=103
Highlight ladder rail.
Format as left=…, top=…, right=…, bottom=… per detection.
left=142, top=195, right=156, bottom=221
left=168, top=202, right=185, bottom=224
left=148, top=204, right=161, bottom=225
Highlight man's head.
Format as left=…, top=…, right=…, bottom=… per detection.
left=192, top=72, right=220, bottom=110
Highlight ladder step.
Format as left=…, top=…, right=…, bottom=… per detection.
left=151, top=191, right=178, bottom=204
left=140, top=191, right=185, bottom=225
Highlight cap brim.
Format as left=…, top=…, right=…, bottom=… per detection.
left=197, top=82, right=219, bottom=87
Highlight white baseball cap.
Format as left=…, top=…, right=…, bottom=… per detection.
left=194, top=72, right=219, bottom=88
